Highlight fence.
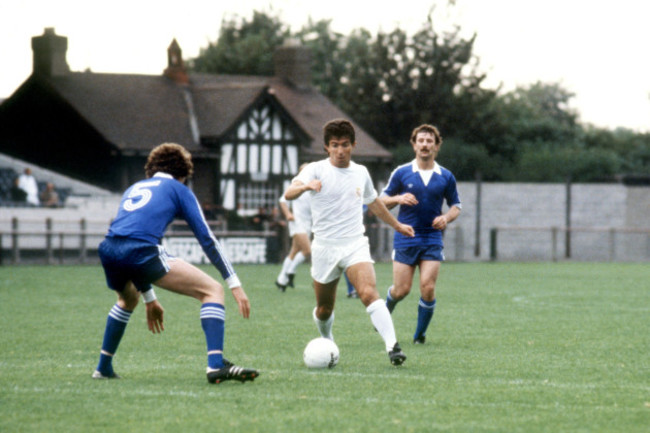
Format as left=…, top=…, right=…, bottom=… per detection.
left=8, top=216, right=648, bottom=264
left=0, top=217, right=282, bottom=265
left=0, top=215, right=469, bottom=265
left=489, top=226, right=650, bottom=262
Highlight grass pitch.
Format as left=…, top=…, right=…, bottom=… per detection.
left=0, top=262, right=648, bottom=432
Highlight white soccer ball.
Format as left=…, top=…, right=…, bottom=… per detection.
left=303, top=337, right=340, bottom=369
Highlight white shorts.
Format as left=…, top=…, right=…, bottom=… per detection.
left=311, top=236, right=374, bottom=284
left=288, top=219, right=312, bottom=237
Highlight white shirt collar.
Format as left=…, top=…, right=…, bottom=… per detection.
left=410, top=160, right=441, bottom=175
left=153, top=172, right=174, bottom=179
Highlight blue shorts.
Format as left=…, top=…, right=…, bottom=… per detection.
left=392, top=245, right=444, bottom=266
left=98, top=237, right=172, bottom=293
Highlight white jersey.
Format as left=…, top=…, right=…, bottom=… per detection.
left=295, top=159, right=377, bottom=240
left=279, top=190, right=312, bottom=236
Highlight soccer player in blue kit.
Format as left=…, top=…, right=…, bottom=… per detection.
left=380, top=124, right=461, bottom=344
left=93, top=143, right=259, bottom=384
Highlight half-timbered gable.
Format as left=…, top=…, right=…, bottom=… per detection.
left=0, top=29, right=393, bottom=216
left=213, top=88, right=310, bottom=212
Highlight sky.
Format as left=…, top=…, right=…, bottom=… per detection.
left=1, top=0, right=649, bottom=132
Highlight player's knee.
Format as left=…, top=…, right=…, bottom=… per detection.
left=118, top=292, right=139, bottom=310
left=392, top=284, right=412, bottom=300
left=315, top=305, right=333, bottom=320
left=420, top=285, right=435, bottom=302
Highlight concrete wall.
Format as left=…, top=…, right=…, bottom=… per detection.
left=2, top=181, right=649, bottom=263
left=446, top=181, right=649, bottom=261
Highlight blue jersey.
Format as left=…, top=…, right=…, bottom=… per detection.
left=106, top=172, right=237, bottom=282
left=382, top=161, right=461, bottom=248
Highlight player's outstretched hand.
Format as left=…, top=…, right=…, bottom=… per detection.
left=145, top=300, right=165, bottom=334
left=231, top=286, right=251, bottom=319
left=397, top=223, right=415, bottom=238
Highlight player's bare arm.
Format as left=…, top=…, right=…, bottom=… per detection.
left=432, top=205, right=461, bottom=230
left=284, top=179, right=321, bottom=200
left=279, top=201, right=294, bottom=221
left=230, top=286, right=251, bottom=319
left=380, top=193, right=418, bottom=210
left=368, top=198, right=415, bottom=238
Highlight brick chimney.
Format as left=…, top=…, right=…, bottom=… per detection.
left=163, top=39, right=188, bottom=84
left=31, top=28, right=70, bottom=77
left=273, top=40, right=312, bottom=90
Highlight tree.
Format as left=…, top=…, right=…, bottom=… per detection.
left=496, top=82, right=582, bottom=148
left=188, top=10, right=289, bottom=75
left=187, top=9, right=648, bottom=183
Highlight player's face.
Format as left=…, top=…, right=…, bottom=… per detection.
left=325, top=136, right=355, bottom=168
left=412, top=132, right=440, bottom=161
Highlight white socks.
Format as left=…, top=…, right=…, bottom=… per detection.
left=312, top=307, right=334, bottom=340
left=366, top=299, right=397, bottom=351
left=277, top=257, right=292, bottom=285
left=287, top=252, right=305, bottom=275
left=312, top=300, right=397, bottom=351
left=277, top=252, right=306, bottom=285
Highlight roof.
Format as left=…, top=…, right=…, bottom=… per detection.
left=48, top=72, right=197, bottom=153
left=40, top=71, right=392, bottom=161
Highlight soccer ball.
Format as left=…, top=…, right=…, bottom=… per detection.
left=303, top=337, right=339, bottom=369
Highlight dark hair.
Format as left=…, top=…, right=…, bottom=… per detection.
left=410, top=124, right=442, bottom=145
left=144, top=143, right=194, bottom=179
left=323, top=119, right=356, bottom=145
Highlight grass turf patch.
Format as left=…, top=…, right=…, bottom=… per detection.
left=1, top=262, right=648, bottom=432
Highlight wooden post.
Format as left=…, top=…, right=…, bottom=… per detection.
left=489, top=228, right=498, bottom=261
left=46, top=218, right=54, bottom=264
left=11, top=217, right=19, bottom=264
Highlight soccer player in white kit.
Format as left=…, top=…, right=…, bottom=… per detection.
left=275, top=163, right=312, bottom=291
left=284, top=119, right=415, bottom=365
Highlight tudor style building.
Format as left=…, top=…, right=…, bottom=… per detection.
left=0, top=28, right=393, bottom=215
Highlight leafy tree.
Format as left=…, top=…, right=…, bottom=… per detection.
left=187, top=8, right=649, bottom=183
left=495, top=82, right=582, bottom=148
left=188, top=10, right=288, bottom=75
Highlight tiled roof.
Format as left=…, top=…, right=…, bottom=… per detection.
left=44, top=71, right=392, bottom=161
left=49, top=72, right=197, bottom=152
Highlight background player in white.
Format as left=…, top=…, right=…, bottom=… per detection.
left=381, top=124, right=461, bottom=344
left=275, top=163, right=312, bottom=291
left=93, top=143, right=258, bottom=384
left=284, top=119, right=415, bottom=365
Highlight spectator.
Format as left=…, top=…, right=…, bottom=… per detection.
left=40, top=182, right=61, bottom=208
left=18, top=168, right=40, bottom=206
left=10, top=177, right=27, bottom=202
left=250, top=206, right=272, bottom=231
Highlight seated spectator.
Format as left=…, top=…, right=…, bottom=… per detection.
left=250, top=206, right=271, bottom=231
left=40, top=182, right=61, bottom=208
left=10, top=177, right=27, bottom=202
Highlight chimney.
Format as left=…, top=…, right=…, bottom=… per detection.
left=31, top=28, right=70, bottom=77
left=273, top=40, right=312, bottom=90
left=163, top=39, right=188, bottom=84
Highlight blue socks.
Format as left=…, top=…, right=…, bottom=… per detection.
left=385, top=286, right=398, bottom=313
left=344, top=273, right=355, bottom=296
left=96, top=304, right=132, bottom=376
left=414, top=298, right=436, bottom=341
left=200, top=303, right=225, bottom=370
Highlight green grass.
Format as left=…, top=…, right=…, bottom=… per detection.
left=1, top=262, right=649, bottom=432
